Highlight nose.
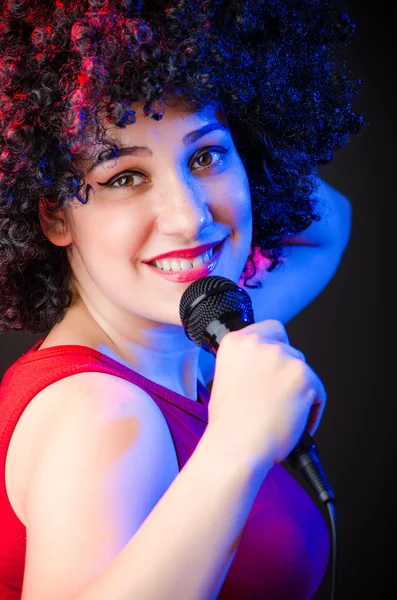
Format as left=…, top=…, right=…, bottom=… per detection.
left=156, top=175, right=214, bottom=240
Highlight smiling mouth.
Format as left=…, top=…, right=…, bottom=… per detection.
left=143, top=240, right=226, bottom=281
left=150, top=242, right=223, bottom=268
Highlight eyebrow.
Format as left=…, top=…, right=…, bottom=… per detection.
left=86, top=122, right=229, bottom=174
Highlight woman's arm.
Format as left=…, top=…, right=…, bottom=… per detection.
left=245, top=177, right=352, bottom=324
left=198, top=178, right=352, bottom=386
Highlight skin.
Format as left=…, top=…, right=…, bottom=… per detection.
left=38, top=99, right=253, bottom=400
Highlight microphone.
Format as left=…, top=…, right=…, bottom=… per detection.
left=179, top=274, right=334, bottom=506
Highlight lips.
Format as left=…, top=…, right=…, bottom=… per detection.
left=144, top=237, right=226, bottom=282
left=142, top=239, right=225, bottom=263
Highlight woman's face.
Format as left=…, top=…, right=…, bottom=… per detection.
left=63, top=100, right=252, bottom=339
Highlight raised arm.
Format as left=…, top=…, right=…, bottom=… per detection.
left=247, top=177, right=352, bottom=324
left=198, top=178, right=352, bottom=386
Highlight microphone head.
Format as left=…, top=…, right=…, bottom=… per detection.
left=179, top=275, right=254, bottom=348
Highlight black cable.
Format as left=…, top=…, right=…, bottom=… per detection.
left=326, top=500, right=338, bottom=600
left=288, top=433, right=338, bottom=600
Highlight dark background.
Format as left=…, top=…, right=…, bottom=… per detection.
left=0, top=1, right=394, bottom=599
left=289, top=1, right=395, bottom=598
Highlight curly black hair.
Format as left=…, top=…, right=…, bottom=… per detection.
left=0, top=0, right=363, bottom=335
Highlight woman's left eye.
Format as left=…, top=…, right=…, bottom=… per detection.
left=191, top=147, right=229, bottom=170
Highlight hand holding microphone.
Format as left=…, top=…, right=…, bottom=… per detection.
left=205, top=318, right=326, bottom=470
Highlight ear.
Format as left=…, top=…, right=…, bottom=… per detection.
left=38, top=198, right=73, bottom=247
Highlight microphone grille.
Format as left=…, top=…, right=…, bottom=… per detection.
left=179, top=275, right=253, bottom=347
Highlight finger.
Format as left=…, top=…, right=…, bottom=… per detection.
left=305, top=373, right=327, bottom=436
left=271, top=341, right=306, bottom=362
left=249, top=319, right=290, bottom=345
left=306, top=395, right=323, bottom=436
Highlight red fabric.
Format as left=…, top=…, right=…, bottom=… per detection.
left=0, top=336, right=330, bottom=599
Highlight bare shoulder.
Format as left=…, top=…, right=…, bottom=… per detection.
left=14, top=370, right=181, bottom=600
left=6, top=371, right=179, bottom=528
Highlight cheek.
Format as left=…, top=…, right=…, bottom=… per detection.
left=77, top=206, right=148, bottom=263
left=107, top=220, right=149, bottom=265
left=216, top=167, right=252, bottom=227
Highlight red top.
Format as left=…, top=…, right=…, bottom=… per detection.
left=0, top=336, right=330, bottom=599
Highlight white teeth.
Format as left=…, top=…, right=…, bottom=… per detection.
left=153, top=247, right=214, bottom=271
left=192, top=254, right=205, bottom=268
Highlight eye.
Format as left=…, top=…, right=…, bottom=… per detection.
left=98, top=170, right=149, bottom=189
left=191, top=147, right=229, bottom=171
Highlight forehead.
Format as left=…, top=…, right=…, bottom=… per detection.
left=79, top=100, right=228, bottom=162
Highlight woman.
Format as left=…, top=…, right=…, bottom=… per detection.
left=0, top=1, right=363, bottom=598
